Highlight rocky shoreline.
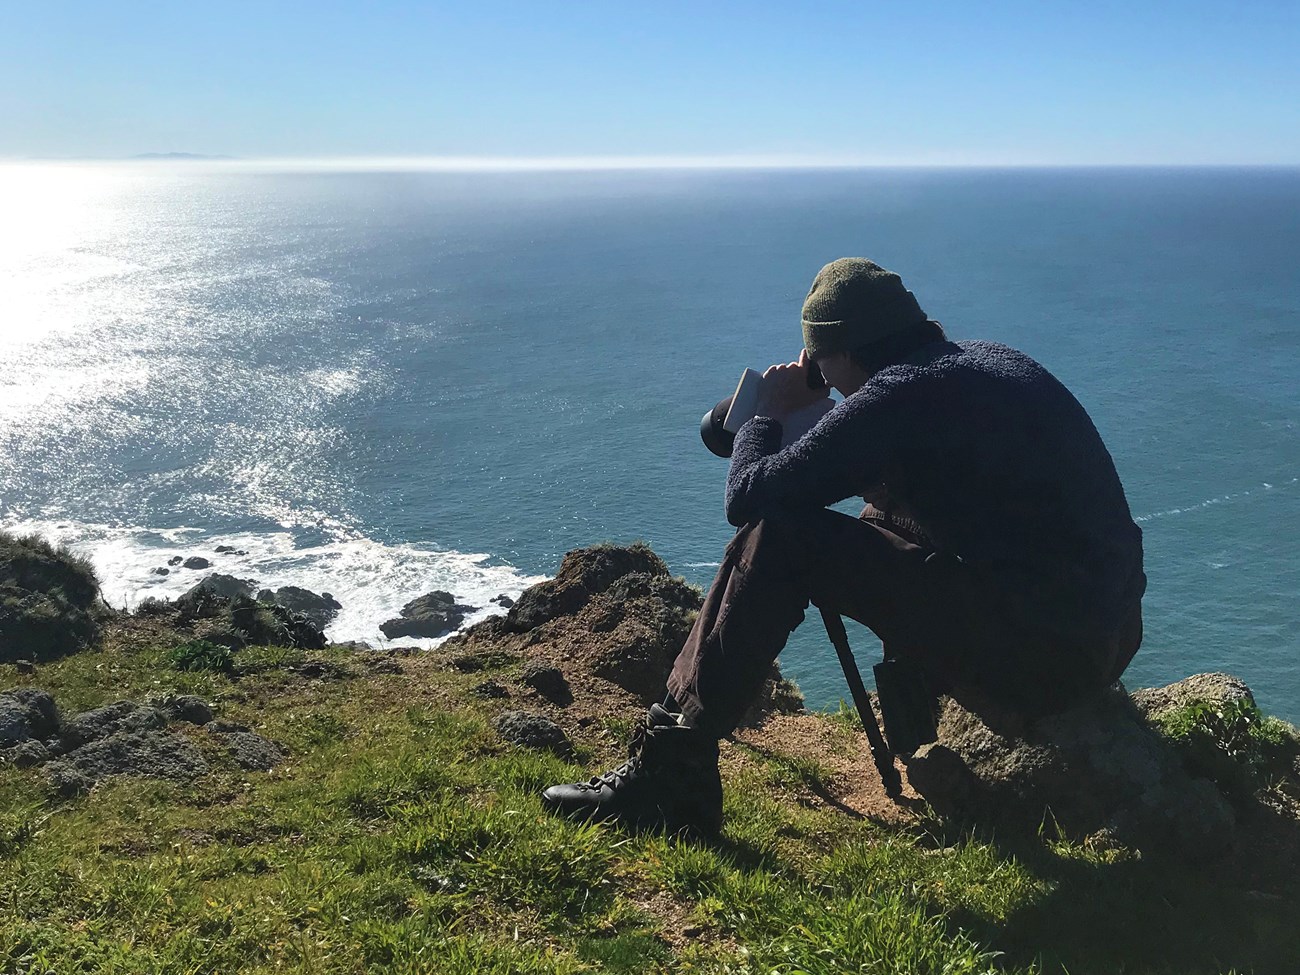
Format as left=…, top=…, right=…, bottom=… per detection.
left=3, top=531, right=1299, bottom=865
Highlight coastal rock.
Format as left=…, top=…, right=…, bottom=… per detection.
left=214, top=545, right=237, bottom=554
left=520, top=661, right=572, bottom=706
left=172, top=585, right=327, bottom=651
left=168, top=556, right=183, bottom=566
left=505, top=543, right=668, bottom=633
left=182, top=556, right=212, bottom=570
left=492, top=594, right=515, bottom=608
left=380, top=591, right=474, bottom=639
left=1132, top=672, right=1255, bottom=721
left=152, top=567, right=170, bottom=576
left=447, top=543, right=797, bottom=718
left=257, top=585, right=342, bottom=629
left=0, top=531, right=103, bottom=663
left=0, top=689, right=61, bottom=748
left=906, top=685, right=1236, bottom=860
left=186, top=573, right=257, bottom=601
left=493, top=710, right=570, bottom=754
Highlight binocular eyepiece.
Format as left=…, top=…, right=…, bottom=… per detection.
left=700, top=360, right=827, bottom=458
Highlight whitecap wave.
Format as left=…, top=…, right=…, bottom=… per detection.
left=1134, top=476, right=1298, bottom=523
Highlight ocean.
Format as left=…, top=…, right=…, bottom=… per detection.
left=2, top=163, right=1297, bottom=721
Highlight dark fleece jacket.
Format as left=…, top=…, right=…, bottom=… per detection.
left=725, top=340, right=1145, bottom=635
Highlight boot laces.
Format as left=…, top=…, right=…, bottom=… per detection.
left=581, top=722, right=650, bottom=791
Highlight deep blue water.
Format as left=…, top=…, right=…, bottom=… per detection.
left=2, top=165, right=1297, bottom=720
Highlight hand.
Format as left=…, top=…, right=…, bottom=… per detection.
left=755, top=349, right=832, bottom=423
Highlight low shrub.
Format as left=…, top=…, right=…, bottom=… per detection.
left=169, top=639, right=236, bottom=674
left=1155, top=697, right=1300, bottom=796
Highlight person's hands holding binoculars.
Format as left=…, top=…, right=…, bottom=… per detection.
left=755, top=349, right=831, bottom=424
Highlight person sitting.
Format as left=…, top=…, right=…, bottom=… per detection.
left=542, top=258, right=1146, bottom=833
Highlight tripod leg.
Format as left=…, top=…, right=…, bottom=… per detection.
left=818, top=607, right=902, bottom=797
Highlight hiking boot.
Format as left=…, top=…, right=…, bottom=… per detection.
left=540, top=704, right=723, bottom=833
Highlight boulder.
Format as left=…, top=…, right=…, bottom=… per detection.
left=580, top=572, right=702, bottom=699
left=168, top=556, right=183, bottom=566
left=182, top=556, right=212, bottom=570
left=0, top=689, right=60, bottom=747
left=493, top=710, right=570, bottom=754
left=449, top=543, right=797, bottom=717
left=152, top=567, right=170, bottom=576
left=257, top=585, right=342, bottom=629
left=492, top=594, right=515, bottom=608
left=905, top=685, right=1236, bottom=860
left=380, top=590, right=474, bottom=639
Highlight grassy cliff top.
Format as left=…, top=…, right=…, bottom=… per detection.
left=3, top=607, right=1299, bottom=975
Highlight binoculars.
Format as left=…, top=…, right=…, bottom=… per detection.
left=700, top=360, right=828, bottom=458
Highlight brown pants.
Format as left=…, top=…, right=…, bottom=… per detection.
left=666, top=506, right=1142, bottom=738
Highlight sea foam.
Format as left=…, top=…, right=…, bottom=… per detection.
left=4, top=518, right=548, bottom=649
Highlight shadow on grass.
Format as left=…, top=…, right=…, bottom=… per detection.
left=928, top=799, right=1300, bottom=975
left=731, top=735, right=928, bottom=823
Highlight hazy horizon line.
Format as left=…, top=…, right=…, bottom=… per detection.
left=4, top=153, right=1299, bottom=172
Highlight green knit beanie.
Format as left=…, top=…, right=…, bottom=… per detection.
left=801, top=258, right=928, bottom=360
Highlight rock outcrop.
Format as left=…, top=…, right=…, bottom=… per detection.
left=449, top=543, right=802, bottom=718
left=0, top=531, right=104, bottom=663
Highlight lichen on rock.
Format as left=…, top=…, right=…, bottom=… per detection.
left=903, top=679, right=1278, bottom=860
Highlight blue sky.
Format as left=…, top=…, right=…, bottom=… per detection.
left=2, top=0, right=1298, bottom=164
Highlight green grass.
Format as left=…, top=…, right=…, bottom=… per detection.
left=3, top=624, right=1299, bottom=974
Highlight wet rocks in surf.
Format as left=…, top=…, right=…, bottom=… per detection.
left=380, top=591, right=474, bottom=639
left=185, top=574, right=257, bottom=601
left=257, top=586, right=342, bottom=629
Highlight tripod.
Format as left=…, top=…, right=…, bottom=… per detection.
left=817, top=606, right=902, bottom=798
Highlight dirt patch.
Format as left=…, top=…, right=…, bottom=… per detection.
left=730, top=713, right=921, bottom=826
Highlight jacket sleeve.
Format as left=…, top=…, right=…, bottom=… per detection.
left=723, top=395, right=890, bottom=527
